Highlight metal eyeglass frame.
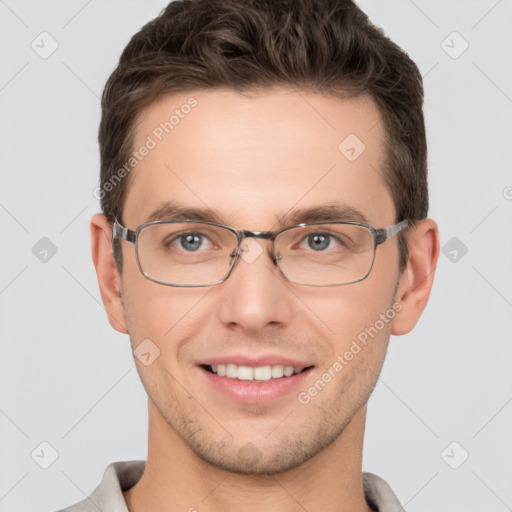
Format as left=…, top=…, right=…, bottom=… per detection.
left=112, top=218, right=409, bottom=287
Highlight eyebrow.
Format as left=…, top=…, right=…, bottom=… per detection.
left=279, top=204, right=370, bottom=226
left=144, top=201, right=371, bottom=227
left=145, top=202, right=223, bottom=224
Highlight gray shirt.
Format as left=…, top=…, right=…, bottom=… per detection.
left=58, top=460, right=405, bottom=512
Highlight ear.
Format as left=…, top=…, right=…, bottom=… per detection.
left=392, top=218, right=440, bottom=335
left=90, top=213, right=128, bottom=334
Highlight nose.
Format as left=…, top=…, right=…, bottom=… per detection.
left=216, top=237, right=294, bottom=334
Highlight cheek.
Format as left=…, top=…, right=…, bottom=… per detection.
left=326, top=293, right=394, bottom=393
left=121, top=272, right=210, bottom=359
left=296, top=273, right=397, bottom=348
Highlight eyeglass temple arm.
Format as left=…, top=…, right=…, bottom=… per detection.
left=112, top=220, right=136, bottom=244
left=374, top=219, right=409, bottom=245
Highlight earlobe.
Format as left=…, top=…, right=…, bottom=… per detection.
left=391, top=218, right=440, bottom=336
left=90, top=213, right=128, bottom=334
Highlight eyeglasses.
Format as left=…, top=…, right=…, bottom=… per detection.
left=112, top=218, right=409, bottom=287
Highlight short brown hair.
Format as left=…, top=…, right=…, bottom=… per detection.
left=99, top=0, right=428, bottom=272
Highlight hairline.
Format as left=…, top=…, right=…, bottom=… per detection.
left=116, top=86, right=395, bottom=220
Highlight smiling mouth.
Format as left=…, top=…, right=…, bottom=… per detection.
left=202, top=364, right=313, bottom=382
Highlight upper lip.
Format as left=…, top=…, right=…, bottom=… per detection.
left=199, top=354, right=314, bottom=368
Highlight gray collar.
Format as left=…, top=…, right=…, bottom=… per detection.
left=59, top=460, right=405, bottom=512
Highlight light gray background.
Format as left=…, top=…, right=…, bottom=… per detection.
left=1, top=1, right=511, bottom=511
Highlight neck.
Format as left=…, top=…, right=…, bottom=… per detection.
left=124, top=402, right=373, bottom=512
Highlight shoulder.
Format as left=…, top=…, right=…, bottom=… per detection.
left=362, top=472, right=405, bottom=512
left=56, top=460, right=145, bottom=512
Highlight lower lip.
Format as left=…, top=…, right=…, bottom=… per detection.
left=200, top=366, right=313, bottom=404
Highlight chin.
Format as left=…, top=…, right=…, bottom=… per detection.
left=181, top=425, right=344, bottom=476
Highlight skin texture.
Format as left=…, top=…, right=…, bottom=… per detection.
left=91, top=88, right=440, bottom=512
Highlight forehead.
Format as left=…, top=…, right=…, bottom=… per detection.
left=124, top=88, right=394, bottom=228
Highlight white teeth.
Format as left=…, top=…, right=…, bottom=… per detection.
left=210, top=364, right=305, bottom=381
left=226, top=364, right=237, bottom=378
left=253, top=365, right=272, bottom=381
left=283, top=366, right=294, bottom=377
left=271, top=365, right=284, bottom=378
left=237, top=366, right=254, bottom=381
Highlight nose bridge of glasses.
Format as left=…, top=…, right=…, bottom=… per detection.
left=239, top=230, right=275, bottom=241
left=235, top=230, right=279, bottom=264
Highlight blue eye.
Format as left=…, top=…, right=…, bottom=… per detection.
left=307, top=233, right=331, bottom=251
left=179, top=233, right=204, bottom=251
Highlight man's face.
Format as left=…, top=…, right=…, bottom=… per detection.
left=119, top=88, right=402, bottom=474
